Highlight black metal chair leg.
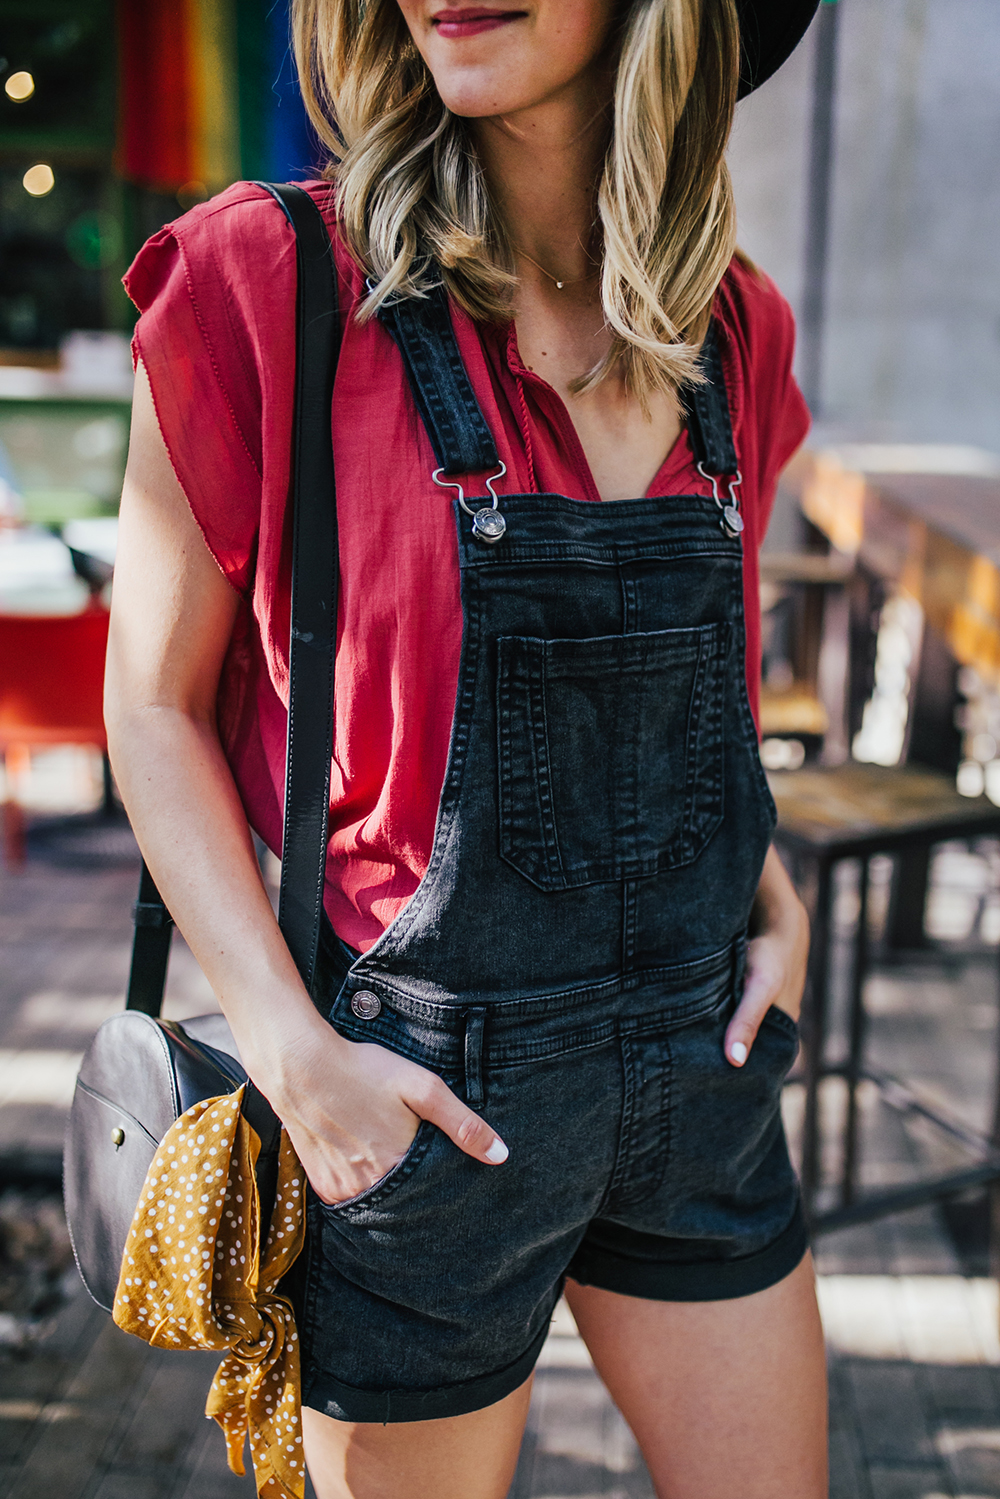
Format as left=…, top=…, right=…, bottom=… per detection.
left=102, top=751, right=116, bottom=815
left=885, top=842, right=933, bottom=952
left=990, top=939, right=1000, bottom=1293
left=801, top=855, right=833, bottom=1212
left=841, top=856, right=870, bottom=1205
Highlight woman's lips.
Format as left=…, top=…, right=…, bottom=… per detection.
left=432, top=8, right=525, bottom=38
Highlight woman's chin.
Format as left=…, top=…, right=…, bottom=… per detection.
left=433, top=78, right=532, bottom=118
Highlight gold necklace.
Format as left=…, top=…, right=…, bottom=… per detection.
left=515, top=246, right=596, bottom=291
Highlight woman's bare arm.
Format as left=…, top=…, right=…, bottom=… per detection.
left=105, top=365, right=508, bottom=1199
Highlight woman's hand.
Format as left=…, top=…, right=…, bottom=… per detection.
left=253, top=1010, right=508, bottom=1207
left=724, top=846, right=810, bottom=1068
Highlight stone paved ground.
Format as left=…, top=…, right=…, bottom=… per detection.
left=3, top=752, right=1000, bottom=1497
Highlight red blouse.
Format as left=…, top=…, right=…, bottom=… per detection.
left=126, top=181, right=809, bottom=953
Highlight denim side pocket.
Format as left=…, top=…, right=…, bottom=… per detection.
left=314, top=1120, right=438, bottom=1218
left=761, top=1003, right=801, bottom=1046
left=497, top=621, right=730, bottom=890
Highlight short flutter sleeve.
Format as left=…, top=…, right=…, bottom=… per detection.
left=122, top=184, right=350, bottom=863
left=714, top=259, right=811, bottom=724
left=124, top=183, right=301, bottom=598
left=717, top=258, right=811, bottom=531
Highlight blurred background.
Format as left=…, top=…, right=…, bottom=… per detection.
left=0, top=0, right=314, bottom=537
left=1, top=0, right=313, bottom=358
left=2, top=3, right=1000, bottom=1497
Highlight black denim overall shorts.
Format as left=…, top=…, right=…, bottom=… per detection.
left=297, top=295, right=807, bottom=1423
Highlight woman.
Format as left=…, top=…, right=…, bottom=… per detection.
left=107, top=1, right=826, bottom=1495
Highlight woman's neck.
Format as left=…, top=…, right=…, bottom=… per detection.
left=471, top=81, right=611, bottom=284
left=468, top=71, right=684, bottom=507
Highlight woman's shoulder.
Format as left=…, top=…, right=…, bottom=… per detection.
left=713, top=253, right=810, bottom=497
left=123, top=182, right=362, bottom=597
left=125, top=179, right=363, bottom=321
left=714, top=252, right=796, bottom=373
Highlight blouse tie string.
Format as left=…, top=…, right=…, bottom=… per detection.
left=506, top=322, right=538, bottom=495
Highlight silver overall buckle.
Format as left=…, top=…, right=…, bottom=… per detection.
left=697, top=462, right=744, bottom=538
left=432, top=462, right=509, bottom=545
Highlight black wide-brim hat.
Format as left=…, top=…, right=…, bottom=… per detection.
left=737, top=0, right=823, bottom=97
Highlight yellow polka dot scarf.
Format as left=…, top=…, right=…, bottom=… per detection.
left=113, top=1087, right=307, bottom=1498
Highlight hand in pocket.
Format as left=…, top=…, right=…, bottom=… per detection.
left=724, top=847, right=809, bottom=1068
left=255, top=1016, right=509, bottom=1206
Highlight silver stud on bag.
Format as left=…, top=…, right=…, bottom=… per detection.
left=351, top=990, right=382, bottom=1020
left=433, top=462, right=509, bottom=545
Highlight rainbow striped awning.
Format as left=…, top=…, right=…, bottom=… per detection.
left=117, top=0, right=317, bottom=196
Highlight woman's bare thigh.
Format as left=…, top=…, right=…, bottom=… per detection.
left=565, top=1253, right=827, bottom=1499
left=301, top=1375, right=534, bottom=1499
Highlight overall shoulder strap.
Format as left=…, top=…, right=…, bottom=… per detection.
left=379, top=284, right=498, bottom=476
left=127, top=181, right=341, bottom=1014
left=681, top=321, right=739, bottom=476
left=382, top=284, right=737, bottom=482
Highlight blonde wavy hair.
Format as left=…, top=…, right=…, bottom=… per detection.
left=291, top=0, right=740, bottom=395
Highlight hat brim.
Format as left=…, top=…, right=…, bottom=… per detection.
left=737, top=0, right=823, bottom=99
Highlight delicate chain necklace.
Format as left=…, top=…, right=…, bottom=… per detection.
left=515, top=246, right=596, bottom=291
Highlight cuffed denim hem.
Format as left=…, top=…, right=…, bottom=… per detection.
left=301, top=1316, right=549, bottom=1425
left=567, top=1198, right=809, bottom=1303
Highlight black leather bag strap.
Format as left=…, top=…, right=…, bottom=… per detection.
left=125, top=861, right=175, bottom=1017
left=126, top=181, right=340, bottom=1014
left=257, top=182, right=341, bottom=992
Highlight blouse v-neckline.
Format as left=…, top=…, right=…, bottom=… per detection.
left=501, top=319, right=695, bottom=503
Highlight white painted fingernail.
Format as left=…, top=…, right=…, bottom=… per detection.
left=485, top=1138, right=509, bottom=1164
left=730, top=1041, right=748, bottom=1065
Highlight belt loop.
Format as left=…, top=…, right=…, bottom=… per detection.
left=464, top=1007, right=487, bottom=1110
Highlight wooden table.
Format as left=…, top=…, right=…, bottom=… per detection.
left=770, top=762, right=1000, bottom=1231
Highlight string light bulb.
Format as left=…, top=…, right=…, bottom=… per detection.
left=5, top=71, right=35, bottom=101
left=23, top=163, right=55, bottom=197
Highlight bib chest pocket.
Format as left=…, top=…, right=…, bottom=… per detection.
left=497, top=622, right=730, bottom=891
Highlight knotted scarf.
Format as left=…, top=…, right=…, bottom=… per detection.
left=113, top=1087, right=307, bottom=1498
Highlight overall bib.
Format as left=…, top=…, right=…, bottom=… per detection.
left=299, top=293, right=806, bottom=1424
